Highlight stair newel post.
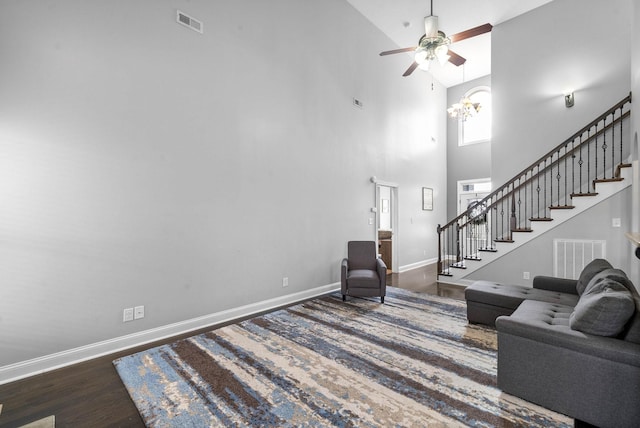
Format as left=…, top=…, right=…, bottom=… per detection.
left=455, top=221, right=461, bottom=265
left=449, top=223, right=454, bottom=272
left=437, top=224, right=442, bottom=275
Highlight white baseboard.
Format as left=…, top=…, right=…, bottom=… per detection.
left=398, top=257, right=437, bottom=273
left=0, top=283, right=340, bottom=385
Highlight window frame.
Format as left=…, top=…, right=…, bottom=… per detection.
left=458, top=86, right=491, bottom=147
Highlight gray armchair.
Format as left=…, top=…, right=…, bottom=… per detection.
left=341, top=241, right=387, bottom=303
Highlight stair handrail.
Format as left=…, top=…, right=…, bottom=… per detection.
left=439, top=92, right=632, bottom=232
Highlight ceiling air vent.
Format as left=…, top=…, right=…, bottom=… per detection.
left=177, top=10, right=203, bottom=34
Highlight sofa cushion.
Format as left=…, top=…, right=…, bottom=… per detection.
left=576, top=258, right=613, bottom=295
left=570, top=272, right=635, bottom=337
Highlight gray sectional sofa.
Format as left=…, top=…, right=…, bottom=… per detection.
left=465, top=259, right=640, bottom=428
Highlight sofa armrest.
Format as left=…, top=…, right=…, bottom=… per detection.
left=532, top=275, right=578, bottom=295
left=496, top=315, right=640, bottom=367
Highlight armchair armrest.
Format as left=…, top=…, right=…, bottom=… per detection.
left=341, top=258, right=348, bottom=293
left=532, top=275, right=578, bottom=295
left=376, top=258, right=387, bottom=287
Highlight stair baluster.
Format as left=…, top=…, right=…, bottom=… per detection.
left=437, top=93, right=632, bottom=279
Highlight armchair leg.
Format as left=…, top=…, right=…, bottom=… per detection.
left=342, top=294, right=346, bottom=302
left=381, top=296, right=384, bottom=304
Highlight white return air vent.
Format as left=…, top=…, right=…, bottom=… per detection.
left=177, top=10, right=203, bottom=34
left=553, top=239, right=606, bottom=279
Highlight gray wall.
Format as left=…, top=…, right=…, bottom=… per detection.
left=446, top=75, right=491, bottom=220
left=0, top=0, right=447, bottom=367
left=492, top=0, right=632, bottom=187
left=476, top=0, right=636, bottom=287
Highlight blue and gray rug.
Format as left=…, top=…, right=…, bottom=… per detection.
left=114, top=287, right=572, bottom=427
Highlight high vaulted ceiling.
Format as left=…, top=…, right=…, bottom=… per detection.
left=346, top=0, right=553, bottom=88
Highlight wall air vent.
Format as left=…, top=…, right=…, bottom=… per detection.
left=177, top=10, right=203, bottom=34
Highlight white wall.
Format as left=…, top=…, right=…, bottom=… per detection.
left=0, top=0, right=447, bottom=370
left=492, top=0, right=632, bottom=186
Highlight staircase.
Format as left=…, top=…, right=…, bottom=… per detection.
left=437, top=93, right=633, bottom=282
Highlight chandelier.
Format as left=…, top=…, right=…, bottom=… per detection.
left=447, top=97, right=481, bottom=121
left=447, top=63, right=481, bottom=121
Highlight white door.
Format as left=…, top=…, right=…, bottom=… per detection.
left=375, top=182, right=398, bottom=272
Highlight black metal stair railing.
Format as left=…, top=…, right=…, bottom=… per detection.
left=437, top=93, right=632, bottom=278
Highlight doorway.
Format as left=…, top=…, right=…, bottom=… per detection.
left=375, top=182, right=398, bottom=273
left=458, top=178, right=491, bottom=252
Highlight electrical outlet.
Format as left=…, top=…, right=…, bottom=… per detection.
left=282, top=277, right=289, bottom=287
left=612, top=218, right=621, bottom=228
left=123, top=308, right=134, bottom=322
left=134, top=305, right=145, bottom=320
left=523, top=272, right=530, bottom=280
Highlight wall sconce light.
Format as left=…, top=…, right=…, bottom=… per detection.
left=564, top=91, right=575, bottom=108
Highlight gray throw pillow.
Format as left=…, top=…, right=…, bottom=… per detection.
left=576, top=259, right=613, bottom=295
left=570, top=275, right=635, bottom=336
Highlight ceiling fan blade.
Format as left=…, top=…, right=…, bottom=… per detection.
left=449, top=23, right=493, bottom=43
left=380, top=47, right=416, bottom=56
left=447, top=50, right=466, bottom=66
left=402, top=62, right=419, bottom=77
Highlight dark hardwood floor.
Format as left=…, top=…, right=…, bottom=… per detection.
left=0, top=263, right=464, bottom=428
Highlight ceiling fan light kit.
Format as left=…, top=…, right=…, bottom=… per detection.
left=379, top=1, right=492, bottom=77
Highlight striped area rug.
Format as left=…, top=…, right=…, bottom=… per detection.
left=113, top=287, right=572, bottom=427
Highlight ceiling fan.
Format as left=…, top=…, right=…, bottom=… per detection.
left=379, top=0, right=492, bottom=77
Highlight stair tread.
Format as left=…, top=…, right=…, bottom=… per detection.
left=615, top=163, right=632, bottom=177
left=549, top=205, right=575, bottom=209
left=594, top=177, right=624, bottom=183
left=512, top=228, right=533, bottom=232
left=530, top=217, right=553, bottom=222
left=494, top=239, right=515, bottom=243
left=478, top=248, right=498, bottom=252
left=571, top=192, right=598, bottom=197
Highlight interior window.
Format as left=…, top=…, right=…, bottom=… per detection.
left=460, top=87, right=491, bottom=146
